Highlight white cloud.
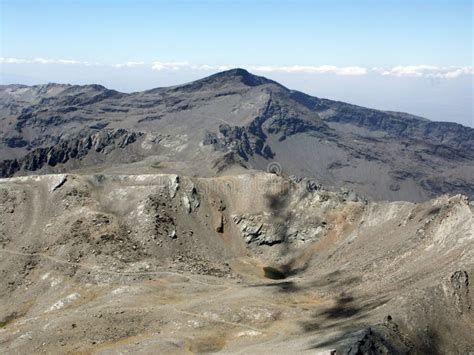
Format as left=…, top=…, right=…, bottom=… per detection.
left=244, top=65, right=367, bottom=75
left=0, top=57, right=86, bottom=65
left=379, top=65, right=474, bottom=79
left=0, top=57, right=30, bottom=64
left=151, top=61, right=191, bottom=71
left=32, top=57, right=53, bottom=64
left=148, top=62, right=368, bottom=76
left=1, top=57, right=472, bottom=79
left=56, top=59, right=82, bottom=65
left=215, top=65, right=235, bottom=71
left=381, top=65, right=438, bottom=77
left=429, top=67, right=473, bottom=79
left=0, top=57, right=135, bottom=68
left=112, top=61, right=145, bottom=68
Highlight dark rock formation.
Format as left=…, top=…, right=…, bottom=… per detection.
left=0, top=129, right=141, bottom=177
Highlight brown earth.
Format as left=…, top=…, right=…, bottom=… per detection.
left=0, top=172, right=472, bottom=353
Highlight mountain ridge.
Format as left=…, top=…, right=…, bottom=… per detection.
left=0, top=68, right=470, bottom=122
left=1, top=69, right=473, bottom=201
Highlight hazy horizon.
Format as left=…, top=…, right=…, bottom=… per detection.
left=1, top=66, right=472, bottom=127
left=1, top=0, right=472, bottom=127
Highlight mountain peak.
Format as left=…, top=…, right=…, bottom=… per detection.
left=196, top=68, right=282, bottom=88
left=218, top=68, right=251, bottom=77
left=146, top=68, right=285, bottom=94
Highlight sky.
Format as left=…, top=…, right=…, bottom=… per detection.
left=0, top=0, right=473, bottom=126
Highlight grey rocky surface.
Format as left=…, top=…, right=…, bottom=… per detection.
left=1, top=69, right=473, bottom=201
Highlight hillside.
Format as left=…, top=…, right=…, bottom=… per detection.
left=0, top=173, right=472, bottom=353
left=1, top=69, right=473, bottom=201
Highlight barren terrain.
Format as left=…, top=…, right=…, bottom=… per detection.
left=2, top=69, right=473, bottom=201
left=0, top=173, right=472, bottom=353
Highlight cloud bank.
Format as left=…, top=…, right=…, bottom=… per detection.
left=0, top=57, right=99, bottom=66
left=1, top=57, right=472, bottom=79
left=374, top=65, right=474, bottom=79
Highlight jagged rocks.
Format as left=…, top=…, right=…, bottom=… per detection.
left=203, top=123, right=273, bottom=162
left=168, top=175, right=180, bottom=198
left=182, top=194, right=192, bottom=213
left=1, top=136, right=28, bottom=148
left=232, top=215, right=284, bottom=246
left=267, top=116, right=327, bottom=141
left=181, top=182, right=200, bottom=213
left=342, top=325, right=412, bottom=355
left=305, top=179, right=321, bottom=193
left=51, top=175, right=68, bottom=192
left=448, top=270, right=471, bottom=314
left=233, top=215, right=262, bottom=244
left=0, top=129, right=142, bottom=177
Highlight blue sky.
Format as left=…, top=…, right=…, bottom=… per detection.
left=2, top=0, right=472, bottom=66
left=1, top=0, right=473, bottom=126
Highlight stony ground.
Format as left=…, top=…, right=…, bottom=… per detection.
left=0, top=173, right=473, bottom=354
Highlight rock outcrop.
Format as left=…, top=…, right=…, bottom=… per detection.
left=0, top=129, right=141, bottom=177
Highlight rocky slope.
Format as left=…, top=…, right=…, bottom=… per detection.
left=1, top=69, right=473, bottom=201
left=0, top=129, right=141, bottom=177
left=0, top=173, right=472, bottom=353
